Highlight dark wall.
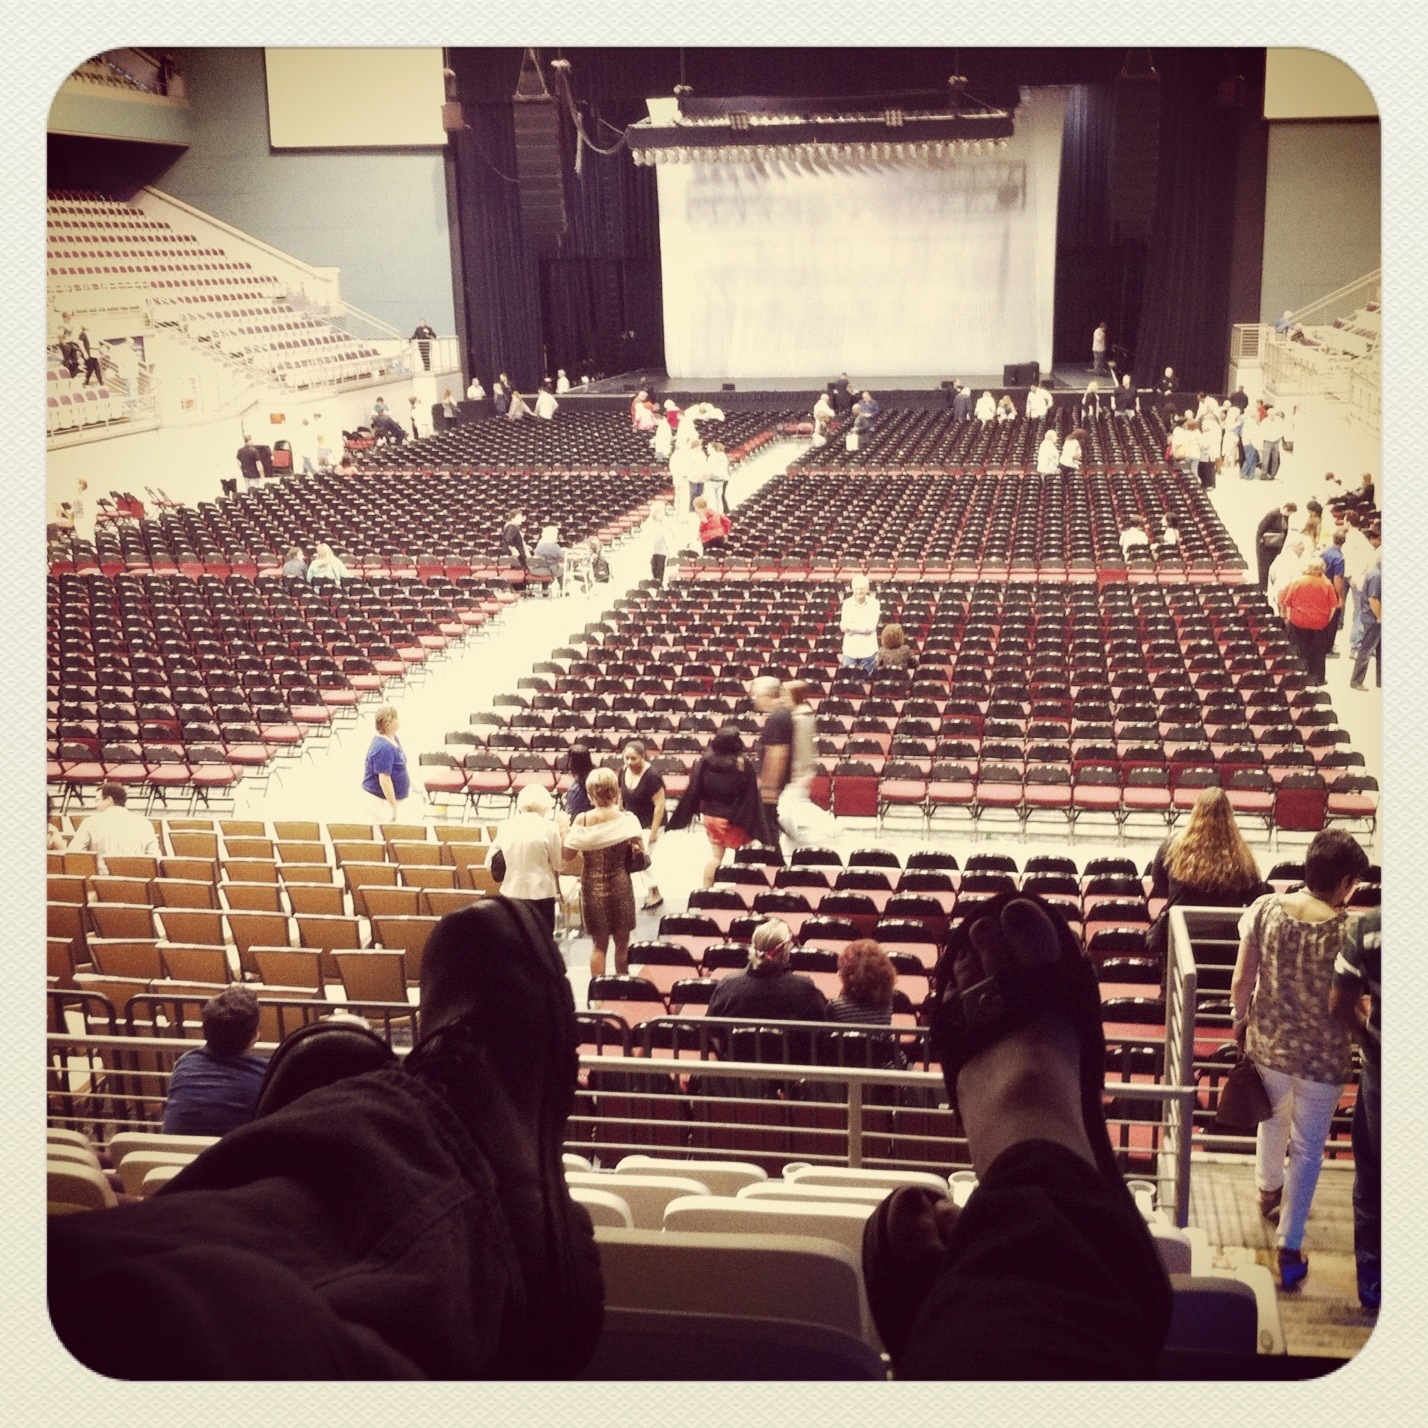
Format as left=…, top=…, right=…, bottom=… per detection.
left=449, top=47, right=1269, bottom=392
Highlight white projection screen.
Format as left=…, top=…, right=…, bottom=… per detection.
left=657, top=87, right=1068, bottom=380
left=264, top=48, right=446, bottom=149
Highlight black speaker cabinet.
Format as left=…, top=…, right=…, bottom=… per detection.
left=1002, top=361, right=1040, bottom=386
left=512, top=96, right=567, bottom=252
left=721, top=382, right=735, bottom=391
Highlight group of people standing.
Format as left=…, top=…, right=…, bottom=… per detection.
left=484, top=740, right=666, bottom=976
left=1258, top=492, right=1382, bottom=688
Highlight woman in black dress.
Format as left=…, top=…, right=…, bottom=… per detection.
left=620, top=740, right=665, bottom=910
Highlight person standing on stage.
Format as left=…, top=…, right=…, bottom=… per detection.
left=1092, top=321, right=1109, bottom=374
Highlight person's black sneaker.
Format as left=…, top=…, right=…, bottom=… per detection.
left=405, top=897, right=602, bottom=1378
left=254, top=1019, right=398, bottom=1119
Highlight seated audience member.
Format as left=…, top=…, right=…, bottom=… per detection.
left=506, top=389, right=532, bottom=421
left=694, top=496, right=731, bottom=552
left=1119, top=518, right=1151, bottom=555
left=502, top=510, right=530, bottom=576
left=1145, top=787, right=1269, bottom=957
left=335, top=455, right=358, bottom=477
left=532, top=526, right=565, bottom=590
left=162, top=987, right=268, bottom=1137
left=995, top=395, right=1017, bottom=423
left=281, top=545, right=308, bottom=579
left=534, top=384, right=559, bottom=420
left=307, top=542, right=348, bottom=585
left=555, top=369, right=571, bottom=395
left=828, top=939, right=899, bottom=1024
left=974, top=390, right=997, bottom=422
left=876, top=622, right=915, bottom=670
left=66, top=782, right=160, bottom=859
left=707, top=918, right=828, bottom=1026
left=1157, top=518, right=1180, bottom=553
left=587, top=539, right=610, bottom=584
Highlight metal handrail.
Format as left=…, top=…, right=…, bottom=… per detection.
left=1289, top=269, right=1381, bottom=329
left=47, top=1024, right=1198, bottom=1223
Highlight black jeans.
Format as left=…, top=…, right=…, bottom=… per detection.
left=898, top=1139, right=1173, bottom=1379
left=49, top=1070, right=527, bottom=1379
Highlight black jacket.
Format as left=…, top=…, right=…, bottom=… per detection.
left=665, top=750, right=764, bottom=838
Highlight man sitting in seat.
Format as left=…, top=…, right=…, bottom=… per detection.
left=162, top=987, right=268, bottom=1137
left=707, top=918, right=827, bottom=1025
left=66, top=781, right=160, bottom=859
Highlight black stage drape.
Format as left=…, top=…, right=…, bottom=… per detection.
left=448, top=48, right=1263, bottom=392
left=1131, top=50, right=1266, bottom=393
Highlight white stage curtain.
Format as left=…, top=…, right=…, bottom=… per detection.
left=658, top=87, right=1068, bottom=381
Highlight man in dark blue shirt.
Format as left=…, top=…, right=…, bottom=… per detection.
left=163, top=987, right=267, bottom=1136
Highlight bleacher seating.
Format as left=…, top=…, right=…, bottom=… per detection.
left=47, top=191, right=392, bottom=394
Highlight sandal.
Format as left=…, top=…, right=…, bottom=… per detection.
left=929, top=891, right=1121, bottom=1185
left=861, top=1185, right=961, bottom=1361
left=641, top=894, right=664, bottom=911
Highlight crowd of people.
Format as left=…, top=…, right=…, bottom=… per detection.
left=1255, top=480, right=1381, bottom=690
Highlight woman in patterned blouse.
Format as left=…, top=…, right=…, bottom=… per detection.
left=1230, top=830, right=1370, bottom=1290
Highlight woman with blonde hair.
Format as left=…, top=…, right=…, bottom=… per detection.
left=1145, top=787, right=1269, bottom=957
left=306, top=542, right=347, bottom=584
left=563, top=765, right=643, bottom=976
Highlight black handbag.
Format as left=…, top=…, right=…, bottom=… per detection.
left=489, top=847, right=506, bottom=883
left=1214, top=1050, right=1272, bottom=1132
left=626, top=838, right=651, bottom=874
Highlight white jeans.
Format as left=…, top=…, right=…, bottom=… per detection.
left=1255, top=1065, right=1344, bottom=1251
left=776, top=779, right=841, bottom=851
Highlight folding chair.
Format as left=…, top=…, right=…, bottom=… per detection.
left=159, top=943, right=234, bottom=984
left=86, top=938, right=165, bottom=979
left=334, top=950, right=412, bottom=1007
left=88, top=902, right=157, bottom=941
left=252, top=947, right=325, bottom=991
left=370, top=915, right=439, bottom=984
left=226, top=909, right=295, bottom=977
left=152, top=877, right=220, bottom=910
left=284, top=882, right=347, bottom=917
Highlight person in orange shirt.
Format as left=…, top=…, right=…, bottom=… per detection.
left=1278, top=556, right=1339, bottom=686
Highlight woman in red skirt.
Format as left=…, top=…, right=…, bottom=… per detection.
left=664, top=726, right=766, bottom=887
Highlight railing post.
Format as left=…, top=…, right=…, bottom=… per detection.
left=846, top=1078, right=863, bottom=1167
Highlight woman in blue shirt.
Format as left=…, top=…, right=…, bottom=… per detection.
left=362, top=705, right=409, bottom=822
